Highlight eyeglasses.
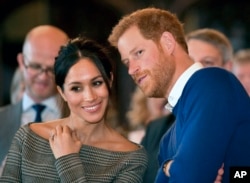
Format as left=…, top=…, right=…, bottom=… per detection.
left=23, top=59, right=54, bottom=77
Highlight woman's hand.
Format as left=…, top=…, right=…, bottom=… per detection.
left=49, top=125, right=82, bottom=159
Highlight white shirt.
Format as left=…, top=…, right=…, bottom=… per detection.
left=21, top=92, right=62, bottom=125
left=165, top=62, right=203, bottom=112
left=128, top=128, right=146, bottom=144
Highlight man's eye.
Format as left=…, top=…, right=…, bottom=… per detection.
left=124, top=61, right=129, bottom=68
left=204, top=62, right=214, bottom=67
left=121, top=59, right=129, bottom=67
left=47, top=67, right=54, bottom=74
left=136, top=50, right=143, bottom=56
left=30, top=64, right=42, bottom=70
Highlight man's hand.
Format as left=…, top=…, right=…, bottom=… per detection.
left=214, top=164, right=224, bottom=183
left=163, top=160, right=224, bottom=183
left=163, top=160, right=173, bottom=177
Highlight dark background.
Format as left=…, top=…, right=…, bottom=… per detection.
left=0, top=0, right=250, bottom=128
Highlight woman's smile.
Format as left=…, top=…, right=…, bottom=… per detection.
left=82, top=102, right=102, bottom=113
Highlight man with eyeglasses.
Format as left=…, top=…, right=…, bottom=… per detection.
left=0, top=25, right=69, bottom=175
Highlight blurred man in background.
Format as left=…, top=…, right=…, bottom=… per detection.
left=0, top=25, right=69, bottom=175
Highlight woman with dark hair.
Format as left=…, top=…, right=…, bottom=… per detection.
left=1, top=37, right=148, bottom=182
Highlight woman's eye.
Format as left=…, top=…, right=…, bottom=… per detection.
left=93, top=81, right=103, bottom=87
left=71, top=86, right=81, bottom=92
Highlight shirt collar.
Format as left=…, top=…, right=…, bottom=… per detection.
left=165, top=62, right=203, bottom=112
left=22, top=92, right=61, bottom=114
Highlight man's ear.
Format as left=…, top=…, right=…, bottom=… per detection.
left=224, top=60, right=233, bottom=72
left=17, top=53, right=25, bottom=69
left=160, top=32, right=175, bottom=54
left=57, top=86, right=67, bottom=102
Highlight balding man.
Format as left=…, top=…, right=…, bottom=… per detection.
left=0, top=25, right=69, bottom=175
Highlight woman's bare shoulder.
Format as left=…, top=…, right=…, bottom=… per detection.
left=29, top=119, right=64, bottom=140
left=108, top=129, right=140, bottom=152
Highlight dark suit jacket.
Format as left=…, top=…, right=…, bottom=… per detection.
left=141, top=113, right=175, bottom=183
left=0, top=101, right=22, bottom=164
